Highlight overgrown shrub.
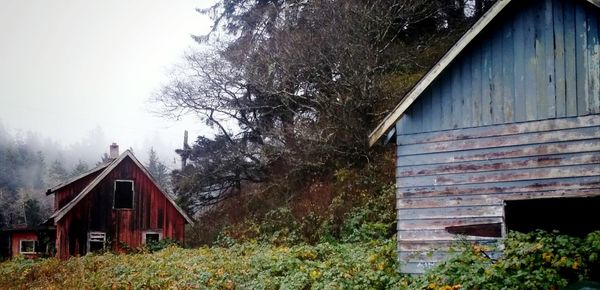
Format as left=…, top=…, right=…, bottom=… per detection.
left=0, top=240, right=405, bottom=289
left=414, top=230, right=600, bottom=290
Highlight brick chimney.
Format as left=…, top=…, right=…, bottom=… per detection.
left=109, top=143, right=119, bottom=159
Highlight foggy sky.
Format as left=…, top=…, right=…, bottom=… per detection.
left=0, top=0, right=214, bottom=167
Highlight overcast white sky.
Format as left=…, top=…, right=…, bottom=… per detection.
left=0, top=0, right=215, bottom=167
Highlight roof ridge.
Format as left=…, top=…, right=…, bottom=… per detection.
left=48, top=150, right=194, bottom=225
left=46, top=162, right=111, bottom=195
left=368, top=0, right=599, bottom=146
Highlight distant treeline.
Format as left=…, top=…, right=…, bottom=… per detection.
left=0, top=124, right=170, bottom=229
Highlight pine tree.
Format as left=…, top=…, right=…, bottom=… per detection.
left=147, top=148, right=170, bottom=192
left=48, top=159, right=68, bottom=186
left=70, top=160, right=89, bottom=177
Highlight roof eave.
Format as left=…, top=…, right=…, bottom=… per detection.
left=368, top=0, right=513, bottom=146
left=368, top=0, right=600, bottom=147
left=50, top=150, right=194, bottom=226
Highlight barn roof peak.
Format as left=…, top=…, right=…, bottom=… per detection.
left=368, top=0, right=600, bottom=146
left=48, top=149, right=194, bottom=225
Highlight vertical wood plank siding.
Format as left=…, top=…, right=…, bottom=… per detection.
left=395, top=115, right=600, bottom=273
left=55, top=157, right=185, bottom=259
left=395, top=0, right=600, bottom=135
left=393, top=0, right=600, bottom=274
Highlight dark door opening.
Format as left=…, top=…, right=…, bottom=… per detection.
left=505, top=196, right=600, bottom=237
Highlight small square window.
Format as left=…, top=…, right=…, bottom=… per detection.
left=114, top=180, right=134, bottom=209
left=19, top=240, right=37, bottom=254
left=143, top=231, right=162, bottom=244
left=88, top=232, right=106, bottom=253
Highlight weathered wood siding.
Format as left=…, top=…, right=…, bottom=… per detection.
left=9, top=232, right=38, bottom=258
left=54, top=171, right=103, bottom=212
left=55, top=156, right=185, bottom=259
left=397, top=0, right=600, bottom=135
left=393, top=0, right=600, bottom=273
left=396, top=115, right=600, bottom=273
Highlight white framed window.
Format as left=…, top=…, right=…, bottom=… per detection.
left=19, top=240, right=38, bottom=254
left=142, top=231, right=162, bottom=244
left=114, top=180, right=134, bottom=209
left=87, top=231, right=106, bottom=253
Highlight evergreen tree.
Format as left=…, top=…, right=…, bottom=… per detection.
left=147, top=148, right=170, bottom=192
left=23, top=198, right=43, bottom=227
left=48, top=159, right=68, bottom=186
left=70, top=160, right=89, bottom=177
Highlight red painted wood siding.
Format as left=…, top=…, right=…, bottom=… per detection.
left=54, top=171, right=103, bottom=212
left=56, top=156, right=185, bottom=259
left=10, top=232, right=38, bottom=258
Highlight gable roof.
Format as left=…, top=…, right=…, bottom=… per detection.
left=48, top=150, right=194, bottom=225
left=368, top=0, right=600, bottom=146
left=46, top=163, right=109, bottom=195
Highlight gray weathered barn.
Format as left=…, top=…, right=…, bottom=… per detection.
left=369, top=0, right=600, bottom=273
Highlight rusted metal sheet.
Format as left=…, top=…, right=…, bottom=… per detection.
left=55, top=157, right=186, bottom=259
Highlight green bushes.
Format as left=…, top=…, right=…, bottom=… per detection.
left=0, top=240, right=405, bottom=289
left=1, top=231, right=599, bottom=289
left=415, top=230, right=600, bottom=290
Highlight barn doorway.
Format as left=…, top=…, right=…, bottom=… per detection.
left=504, top=196, right=600, bottom=237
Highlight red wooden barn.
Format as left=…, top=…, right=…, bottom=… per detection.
left=43, top=144, right=194, bottom=259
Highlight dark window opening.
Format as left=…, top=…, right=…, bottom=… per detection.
left=446, top=222, right=502, bottom=237
left=505, top=196, right=600, bottom=237
left=144, top=233, right=161, bottom=244
left=114, top=180, right=134, bottom=209
left=19, top=240, right=38, bottom=254
left=88, top=232, right=106, bottom=253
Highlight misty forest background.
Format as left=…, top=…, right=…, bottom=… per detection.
left=1, top=0, right=495, bottom=244
left=0, top=127, right=171, bottom=229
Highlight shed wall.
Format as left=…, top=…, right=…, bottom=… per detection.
left=397, top=0, right=600, bottom=135
left=395, top=115, right=600, bottom=273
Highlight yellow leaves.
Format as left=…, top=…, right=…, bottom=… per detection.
left=224, top=279, right=235, bottom=290
left=572, top=260, right=579, bottom=270
left=429, top=284, right=462, bottom=290
left=558, top=256, right=568, bottom=266
left=310, top=270, right=321, bottom=280
left=471, top=244, right=490, bottom=253
left=368, top=254, right=378, bottom=264
left=542, top=252, right=554, bottom=263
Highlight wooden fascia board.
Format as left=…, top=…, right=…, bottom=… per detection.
left=46, top=164, right=109, bottom=195
left=124, top=151, right=195, bottom=225
left=368, top=0, right=512, bottom=146
left=50, top=150, right=194, bottom=225
left=49, top=154, right=125, bottom=223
